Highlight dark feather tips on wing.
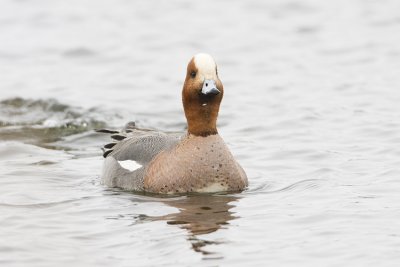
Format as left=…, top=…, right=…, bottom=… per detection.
left=103, top=149, right=113, bottom=158
left=104, top=143, right=117, bottom=149
left=111, top=134, right=127, bottom=141
left=95, top=129, right=119, bottom=134
left=96, top=124, right=135, bottom=157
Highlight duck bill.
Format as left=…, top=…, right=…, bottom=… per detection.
left=201, top=79, right=220, bottom=96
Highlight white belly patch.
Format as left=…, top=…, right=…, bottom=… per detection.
left=196, top=183, right=228, bottom=193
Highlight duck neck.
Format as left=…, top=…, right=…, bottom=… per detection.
left=187, top=117, right=218, bottom=137
left=184, top=102, right=219, bottom=137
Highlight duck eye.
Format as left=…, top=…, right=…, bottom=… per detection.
left=190, top=71, right=196, bottom=78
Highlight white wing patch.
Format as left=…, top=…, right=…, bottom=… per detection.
left=118, top=160, right=142, bottom=172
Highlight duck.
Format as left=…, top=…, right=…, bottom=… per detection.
left=97, top=53, right=248, bottom=194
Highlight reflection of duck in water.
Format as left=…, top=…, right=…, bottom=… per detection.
left=162, top=194, right=239, bottom=235
left=147, top=194, right=239, bottom=255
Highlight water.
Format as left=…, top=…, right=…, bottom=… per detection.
left=1, top=0, right=400, bottom=266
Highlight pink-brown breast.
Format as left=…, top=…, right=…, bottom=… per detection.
left=143, top=134, right=248, bottom=194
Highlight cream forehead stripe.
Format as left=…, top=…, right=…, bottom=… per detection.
left=193, top=53, right=217, bottom=78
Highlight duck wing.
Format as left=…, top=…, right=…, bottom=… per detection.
left=96, top=122, right=183, bottom=191
left=98, top=122, right=182, bottom=162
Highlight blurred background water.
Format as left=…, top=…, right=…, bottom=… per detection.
left=1, top=0, right=400, bottom=266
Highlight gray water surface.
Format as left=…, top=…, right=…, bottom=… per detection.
left=1, top=0, right=400, bottom=266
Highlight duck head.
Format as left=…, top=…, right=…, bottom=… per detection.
left=182, top=53, right=224, bottom=137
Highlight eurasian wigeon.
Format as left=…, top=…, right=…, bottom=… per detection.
left=98, top=53, right=248, bottom=194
